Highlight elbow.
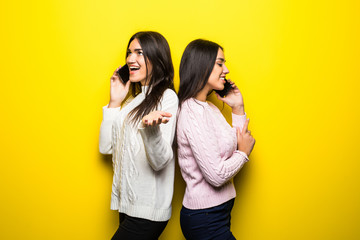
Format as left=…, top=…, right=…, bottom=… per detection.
left=209, top=179, right=226, bottom=188
left=149, top=152, right=173, bottom=171
left=205, top=173, right=228, bottom=187
left=151, top=164, right=164, bottom=172
left=99, top=145, right=112, bottom=155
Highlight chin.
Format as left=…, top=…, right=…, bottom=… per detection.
left=129, top=77, right=140, bottom=83
left=216, top=84, right=225, bottom=90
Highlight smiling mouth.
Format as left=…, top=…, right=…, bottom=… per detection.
left=129, top=66, right=140, bottom=74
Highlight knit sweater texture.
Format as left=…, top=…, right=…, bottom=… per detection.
left=177, top=98, right=248, bottom=210
left=99, top=86, right=178, bottom=221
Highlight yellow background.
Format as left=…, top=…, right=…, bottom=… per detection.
left=1, top=0, right=360, bottom=239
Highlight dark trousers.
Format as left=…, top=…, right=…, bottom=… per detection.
left=180, top=198, right=236, bottom=240
left=111, top=213, right=168, bottom=240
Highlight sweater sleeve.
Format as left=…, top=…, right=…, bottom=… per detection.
left=99, top=105, right=120, bottom=154
left=232, top=112, right=247, bottom=130
left=138, top=90, right=178, bottom=171
left=183, top=105, right=248, bottom=187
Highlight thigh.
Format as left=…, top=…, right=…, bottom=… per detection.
left=207, top=199, right=235, bottom=239
left=180, top=206, right=211, bottom=240
left=180, top=199, right=236, bottom=240
left=112, top=214, right=168, bottom=240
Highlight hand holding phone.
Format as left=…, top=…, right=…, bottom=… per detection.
left=116, top=64, right=130, bottom=84
left=108, top=65, right=130, bottom=108
left=215, top=78, right=233, bottom=98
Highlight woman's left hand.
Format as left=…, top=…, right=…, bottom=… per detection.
left=141, top=111, right=172, bottom=127
left=215, top=80, right=245, bottom=115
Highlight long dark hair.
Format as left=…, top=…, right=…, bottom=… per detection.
left=126, top=31, right=174, bottom=124
left=178, top=39, right=223, bottom=106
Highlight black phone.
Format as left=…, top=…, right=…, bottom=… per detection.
left=215, top=78, right=232, bottom=97
left=116, top=64, right=129, bottom=84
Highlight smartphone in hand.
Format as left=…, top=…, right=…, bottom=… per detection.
left=215, top=78, right=232, bottom=97
left=116, top=64, right=130, bottom=84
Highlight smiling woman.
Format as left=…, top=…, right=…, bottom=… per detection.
left=176, top=39, right=255, bottom=240
left=126, top=39, right=152, bottom=85
left=99, top=31, right=178, bottom=240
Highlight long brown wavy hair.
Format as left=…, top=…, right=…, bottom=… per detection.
left=126, top=31, right=175, bottom=124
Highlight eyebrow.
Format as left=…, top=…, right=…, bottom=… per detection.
left=216, top=58, right=226, bottom=62
left=128, top=48, right=143, bottom=51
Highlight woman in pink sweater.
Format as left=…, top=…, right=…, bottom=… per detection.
left=176, top=39, right=256, bottom=240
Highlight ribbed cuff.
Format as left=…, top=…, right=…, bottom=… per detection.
left=103, top=105, right=120, bottom=120
left=138, top=124, right=161, bottom=141
left=232, top=112, right=247, bottom=128
left=234, top=150, right=249, bottom=162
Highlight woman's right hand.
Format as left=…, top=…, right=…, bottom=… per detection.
left=108, top=67, right=131, bottom=108
left=236, top=119, right=255, bottom=156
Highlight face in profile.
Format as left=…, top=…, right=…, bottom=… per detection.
left=206, top=48, right=229, bottom=91
left=126, top=38, right=153, bottom=85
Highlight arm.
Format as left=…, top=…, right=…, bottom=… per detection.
left=99, top=106, right=120, bottom=154
left=182, top=105, right=248, bottom=187
left=138, top=90, right=179, bottom=171
left=232, top=112, right=247, bottom=132
left=99, top=67, right=130, bottom=154
left=216, top=79, right=246, bottom=127
left=216, top=80, right=253, bottom=156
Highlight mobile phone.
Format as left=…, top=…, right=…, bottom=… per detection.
left=116, top=64, right=129, bottom=84
left=215, top=78, right=232, bottom=97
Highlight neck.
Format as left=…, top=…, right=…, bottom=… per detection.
left=140, top=74, right=152, bottom=86
left=195, top=86, right=211, bottom=102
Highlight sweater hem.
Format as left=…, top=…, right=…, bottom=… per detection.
left=111, top=201, right=171, bottom=222
left=183, top=182, right=236, bottom=209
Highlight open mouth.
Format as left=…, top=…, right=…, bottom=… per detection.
left=129, top=66, right=140, bottom=73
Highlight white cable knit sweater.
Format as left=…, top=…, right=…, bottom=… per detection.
left=99, top=86, right=178, bottom=221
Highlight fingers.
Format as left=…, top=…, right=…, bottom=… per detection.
left=215, top=93, right=225, bottom=101
left=242, top=118, right=249, bottom=134
left=142, top=111, right=172, bottom=127
left=111, top=72, right=120, bottom=82
left=227, top=79, right=240, bottom=92
left=125, top=79, right=131, bottom=89
left=143, top=117, right=169, bottom=127
left=112, top=66, right=121, bottom=77
left=236, top=127, right=241, bottom=139
left=156, top=111, right=172, bottom=118
left=228, top=79, right=236, bottom=88
left=111, top=66, right=123, bottom=81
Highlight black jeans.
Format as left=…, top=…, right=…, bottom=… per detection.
left=180, top=199, right=236, bottom=240
left=111, top=213, right=168, bottom=240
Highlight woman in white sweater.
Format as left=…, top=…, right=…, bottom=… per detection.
left=99, top=31, right=178, bottom=240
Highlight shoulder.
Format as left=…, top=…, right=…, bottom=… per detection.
left=158, top=88, right=178, bottom=110
left=178, top=99, right=207, bottom=122
left=161, top=89, right=179, bottom=105
left=180, top=98, right=214, bottom=114
left=163, top=89, right=178, bottom=100
left=207, top=101, right=221, bottom=114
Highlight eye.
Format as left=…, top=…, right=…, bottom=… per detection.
left=217, top=63, right=223, bottom=67
left=138, top=51, right=144, bottom=56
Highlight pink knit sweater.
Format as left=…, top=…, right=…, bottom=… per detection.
left=177, top=98, right=249, bottom=209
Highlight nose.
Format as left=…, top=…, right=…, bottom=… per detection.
left=127, top=53, right=136, bottom=64
left=223, top=64, right=230, bottom=75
